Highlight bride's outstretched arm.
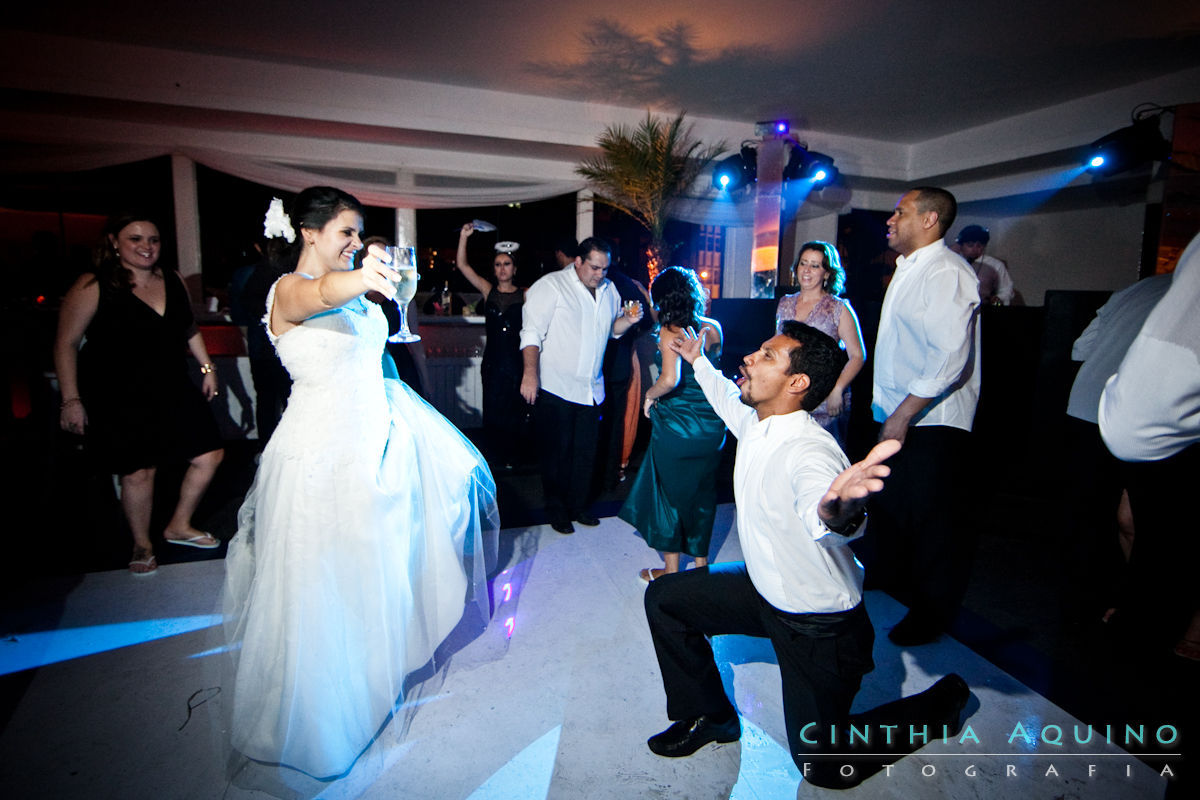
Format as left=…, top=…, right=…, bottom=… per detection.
left=274, top=244, right=398, bottom=326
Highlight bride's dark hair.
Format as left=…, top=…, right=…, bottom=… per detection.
left=271, top=186, right=365, bottom=268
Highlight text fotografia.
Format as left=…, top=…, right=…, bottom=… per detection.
left=800, top=761, right=1178, bottom=781
left=794, top=722, right=1181, bottom=781
left=790, top=721, right=1179, bottom=748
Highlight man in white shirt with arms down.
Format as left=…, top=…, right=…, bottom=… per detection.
left=865, top=187, right=981, bottom=646
left=519, top=236, right=642, bottom=534
left=643, top=320, right=969, bottom=789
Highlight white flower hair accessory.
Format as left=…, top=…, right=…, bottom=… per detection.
left=263, top=197, right=296, bottom=243
left=495, top=241, right=519, bottom=254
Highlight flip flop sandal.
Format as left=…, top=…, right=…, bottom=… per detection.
left=639, top=568, right=666, bottom=584
left=165, top=533, right=220, bottom=549
left=129, top=551, right=158, bottom=576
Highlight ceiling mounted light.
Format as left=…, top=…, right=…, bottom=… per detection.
left=713, top=145, right=758, bottom=192
left=1084, top=108, right=1170, bottom=176
left=754, top=119, right=790, bottom=137
left=783, top=144, right=838, bottom=189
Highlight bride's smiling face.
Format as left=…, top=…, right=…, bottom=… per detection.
left=305, top=209, right=363, bottom=273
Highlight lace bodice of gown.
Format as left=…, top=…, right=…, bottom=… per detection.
left=264, top=283, right=389, bottom=463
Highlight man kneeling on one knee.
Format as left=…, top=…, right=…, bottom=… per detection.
left=643, top=320, right=969, bottom=789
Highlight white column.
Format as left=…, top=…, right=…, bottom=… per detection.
left=393, top=170, right=418, bottom=248
left=395, top=208, right=417, bottom=248
left=576, top=189, right=594, bottom=242
left=722, top=226, right=754, bottom=299
left=171, top=154, right=202, bottom=290
left=750, top=137, right=786, bottom=298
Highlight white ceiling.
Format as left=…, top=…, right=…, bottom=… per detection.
left=7, top=0, right=1199, bottom=139
left=2, top=0, right=1199, bottom=206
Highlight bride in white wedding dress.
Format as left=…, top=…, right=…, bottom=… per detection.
left=222, top=187, right=498, bottom=778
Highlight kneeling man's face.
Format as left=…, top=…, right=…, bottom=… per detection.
left=737, top=334, right=798, bottom=408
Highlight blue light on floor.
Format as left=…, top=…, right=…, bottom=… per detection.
left=466, top=725, right=561, bottom=800
left=0, top=614, right=222, bottom=676
left=730, top=717, right=802, bottom=798
left=188, top=642, right=240, bottom=659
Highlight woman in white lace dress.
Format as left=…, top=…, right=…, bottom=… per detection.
left=223, top=187, right=498, bottom=777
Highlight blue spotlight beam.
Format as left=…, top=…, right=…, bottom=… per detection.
left=0, top=614, right=222, bottom=676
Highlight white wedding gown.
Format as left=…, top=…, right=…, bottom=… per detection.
left=223, top=284, right=498, bottom=777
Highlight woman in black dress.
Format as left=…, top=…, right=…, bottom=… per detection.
left=54, top=213, right=224, bottom=575
left=456, top=222, right=525, bottom=467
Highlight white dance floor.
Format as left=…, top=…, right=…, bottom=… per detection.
left=0, top=506, right=1167, bottom=799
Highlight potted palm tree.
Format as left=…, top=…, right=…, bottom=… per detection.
left=576, top=112, right=725, bottom=280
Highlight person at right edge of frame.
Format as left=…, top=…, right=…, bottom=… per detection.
left=861, top=187, right=982, bottom=646
left=643, top=321, right=970, bottom=788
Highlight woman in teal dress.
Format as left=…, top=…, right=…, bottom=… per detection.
left=619, top=266, right=726, bottom=582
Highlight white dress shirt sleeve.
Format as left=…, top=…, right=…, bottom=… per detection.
left=691, top=355, right=754, bottom=436
left=908, top=264, right=980, bottom=399
left=788, top=449, right=864, bottom=547
left=1071, top=308, right=1105, bottom=362
left=518, top=279, right=554, bottom=352
left=991, top=258, right=1015, bottom=305
left=1099, top=233, right=1200, bottom=461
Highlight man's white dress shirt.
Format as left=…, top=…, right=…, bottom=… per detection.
left=872, top=239, right=981, bottom=431
left=1067, top=274, right=1171, bottom=424
left=975, top=254, right=1015, bottom=305
left=519, top=265, right=620, bottom=405
left=693, top=356, right=863, bottom=615
left=1100, top=232, right=1200, bottom=461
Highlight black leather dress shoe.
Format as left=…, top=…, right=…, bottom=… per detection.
left=647, top=713, right=740, bottom=757
left=928, top=673, right=970, bottom=736
left=573, top=512, right=600, bottom=526
left=550, top=520, right=575, bottom=534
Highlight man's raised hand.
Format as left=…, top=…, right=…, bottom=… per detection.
left=667, top=326, right=708, bottom=364
left=818, top=439, right=902, bottom=530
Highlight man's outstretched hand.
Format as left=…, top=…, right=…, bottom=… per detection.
left=667, top=326, right=708, bottom=364
left=818, top=439, right=902, bottom=530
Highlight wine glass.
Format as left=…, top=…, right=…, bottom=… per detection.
left=385, top=245, right=420, bottom=343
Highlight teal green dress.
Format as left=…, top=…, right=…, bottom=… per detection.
left=619, top=343, right=726, bottom=558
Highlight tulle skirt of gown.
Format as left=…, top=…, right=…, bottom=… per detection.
left=223, top=374, right=498, bottom=778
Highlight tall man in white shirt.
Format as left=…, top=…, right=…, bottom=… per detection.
left=519, top=237, right=642, bottom=533
left=867, top=187, right=981, bottom=646
left=644, top=321, right=968, bottom=788
left=1099, top=230, right=1200, bottom=655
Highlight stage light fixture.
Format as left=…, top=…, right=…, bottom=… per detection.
left=712, top=145, right=757, bottom=192
left=783, top=145, right=838, bottom=189
left=1084, top=115, right=1169, bottom=176
left=754, top=119, right=790, bottom=136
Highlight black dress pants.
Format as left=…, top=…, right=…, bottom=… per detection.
left=1115, top=442, right=1200, bottom=648
left=535, top=390, right=600, bottom=524
left=1060, top=415, right=1127, bottom=620
left=644, top=563, right=961, bottom=788
left=859, top=424, right=975, bottom=629
left=248, top=356, right=291, bottom=445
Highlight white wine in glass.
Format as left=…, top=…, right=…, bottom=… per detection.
left=385, top=245, right=420, bottom=343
